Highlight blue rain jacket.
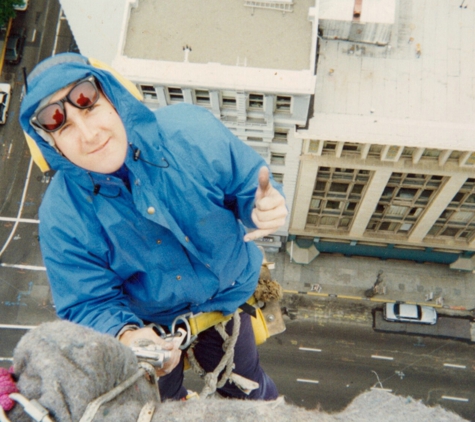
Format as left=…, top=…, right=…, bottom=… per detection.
left=20, top=54, right=283, bottom=336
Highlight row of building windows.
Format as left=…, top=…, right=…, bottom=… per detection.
left=427, top=178, right=475, bottom=240
left=305, top=168, right=475, bottom=243
left=138, top=85, right=289, bottom=196
left=307, top=168, right=370, bottom=230
left=307, top=140, right=475, bottom=167
left=139, top=84, right=292, bottom=113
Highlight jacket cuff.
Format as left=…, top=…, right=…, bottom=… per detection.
left=115, top=324, right=139, bottom=339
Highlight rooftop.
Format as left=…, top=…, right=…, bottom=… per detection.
left=124, top=0, right=315, bottom=71
left=301, top=0, right=475, bottom=150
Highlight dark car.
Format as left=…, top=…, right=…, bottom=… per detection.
left=6, top=28, right=26, bottom=65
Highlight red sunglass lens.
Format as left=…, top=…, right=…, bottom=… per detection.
left=69, top=81, right=98, bottom=108
left=37, top=104, right=65, bottom=131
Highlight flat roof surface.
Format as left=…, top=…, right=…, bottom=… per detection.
left=124, top=0, right=315, bottom=71
left=304, top=0, right=475, bottom=148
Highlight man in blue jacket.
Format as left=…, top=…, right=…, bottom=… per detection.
left=19, top=53, right=287, bottom=401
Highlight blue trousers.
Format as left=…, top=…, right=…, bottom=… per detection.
left=158, top=312, right=278, bottom=400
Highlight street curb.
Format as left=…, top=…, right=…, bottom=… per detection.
left=281, top=289, right=474, bottom=325
left=283, top=289, right=444, bottom=308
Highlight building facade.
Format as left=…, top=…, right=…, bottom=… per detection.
left=289, top=0, right=475, bottom=269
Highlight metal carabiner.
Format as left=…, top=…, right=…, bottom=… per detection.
left=170, top=312, right=197, bottom=349
left=148, top=312, right=196, bottom=350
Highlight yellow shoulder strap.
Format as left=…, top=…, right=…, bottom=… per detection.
left=25, top=132, right=50, bottom=172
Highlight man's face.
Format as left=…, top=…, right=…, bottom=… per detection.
left=49, top=83, right=128, bottom=174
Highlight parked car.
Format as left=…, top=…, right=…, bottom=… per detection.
left=0, top=83, right=12, bottom=125
left=6, top=28, right=26, bottom=65
left=14, top=0, right=29, bottom=11
left=383, top=302, right=437, bottom=325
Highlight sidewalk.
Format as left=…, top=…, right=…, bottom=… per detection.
left=266, top=250, right=475, bottom=323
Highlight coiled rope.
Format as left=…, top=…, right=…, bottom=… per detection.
left=187, top=310, right=240, bottom=398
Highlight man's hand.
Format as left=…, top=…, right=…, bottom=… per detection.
left=244, top=167, right=287, bottom=242
left=119, top=326, right=181, bottom=377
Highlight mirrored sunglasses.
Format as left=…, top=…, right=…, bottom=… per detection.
left=30, top=76, right=100, bottom=133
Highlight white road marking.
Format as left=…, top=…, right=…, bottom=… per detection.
left=0, top=263, right=46, bottom=271
left=0, top=324, right=36, bottom=330
left=0, top=217, right=39, bottom=223
left=443, top=363, right=466, bottom=369
left=299, top=347, right=322, bottom=352
left=0, top=158, right=34, bottom=258
left=442, top=396, right=469, bottom=402
left=0, top=357, right=13, bottom=362
left=31, top=28, right=37, bottom=42
left=371, top=355, right=394, bottom=361
left=297, top=379, right=319, bottom=384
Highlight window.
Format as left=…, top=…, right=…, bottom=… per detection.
left=167, top=87, right=183, bottom=103
left=465, top=153, right=475, bottom=166
left=222, top=91, right=237, bottom=108
left=322, top=141, right=337, bottom=155
left=422, top=149, right=440, bottom=159
left=368, top=144, right=383, bottom=158
left=306, top=167, right=370, bottom=231
left=325, top=200, right=341, bottom=210
left=314, top=181, right=326, bottom=192
left=397, top=188, right=418, bottom=199
left=140, top=85, right=157, bottom=101
left=320, top=216, right=338, bottom=226
left=449, top=151, right=462, bottom=160
left=382, top=186, right=395, bottom=198
left=401, top=147, right=415, bottom=158
left=308, top=140, right=321, bottom=153
left=342, top=143, right=360, bottom=155
left=441, top=227, right=460, bottom=237
left=351, top=184, right=364, bottom=195
left=249, top=93, right=264, bottom=110
left=195, top=89, right=210, bottom=105
left=329, top=183, right=349, bottom=193
left=273, top=128, right=288, bottom=144
left=270, top=152, right=286, bottom=165
left=379, top=222, right=398, bottom=231
left=272, top=172, right=284, bottom=183
left=384, top=146, right=401, bottom=160
left=451, top=211, right=475, bottom=223
left=275, top=95, right=291, bottom=112
left=310, top=199, right=321, bottom=211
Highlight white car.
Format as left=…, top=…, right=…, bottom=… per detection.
left=14, top=0, right=29, bottom=11
left=383, top=302, right=437, bottom=325
left=0, top=83, right=12, bottom=125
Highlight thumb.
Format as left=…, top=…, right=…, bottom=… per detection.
left=255, top=167, right=270, bottom=202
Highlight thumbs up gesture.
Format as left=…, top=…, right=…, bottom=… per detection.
left=244, top=167, right=288, bottom=242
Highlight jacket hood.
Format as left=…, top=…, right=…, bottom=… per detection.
left=19, top=53, right=157, bottom=184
